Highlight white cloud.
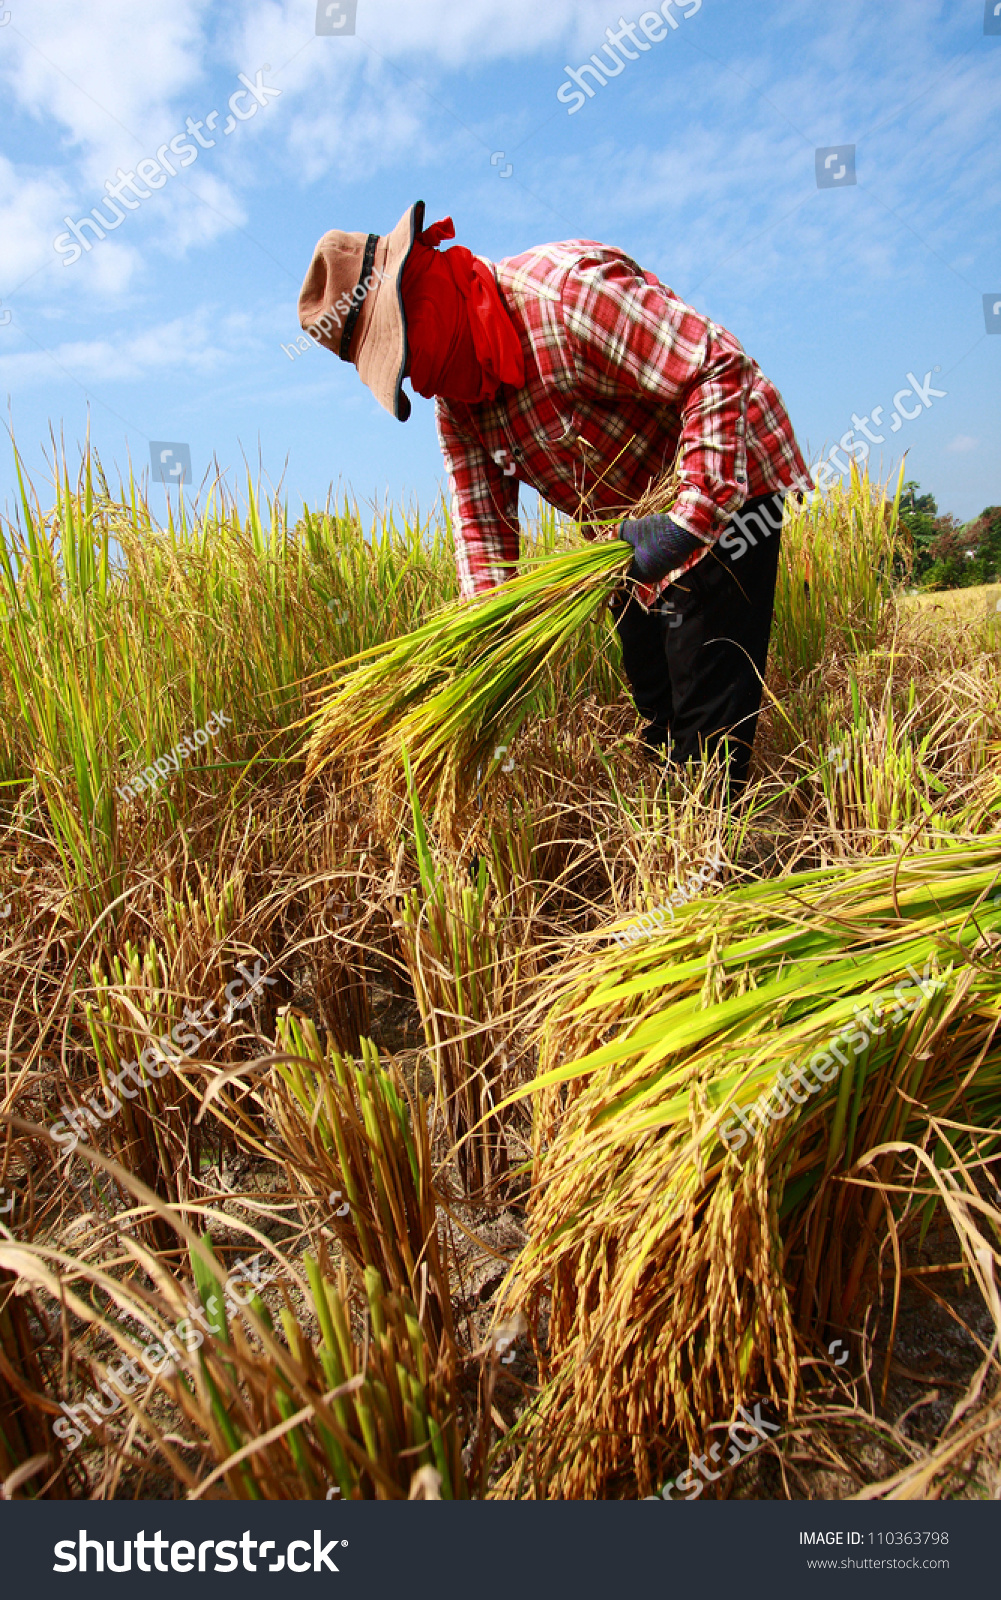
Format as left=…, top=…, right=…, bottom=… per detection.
left=285, top=89, right=425, bottom=188
left=946, top=435, right=980, bottom=454
left=229, top=0, right=628, bottom=190
left=0, top=154, right=75, bottom=284
left=0, top=307, right=246, bottom=387
left=235, top=0, right=619, bottom=76
left=154, top=171, right=250, bottom=258
left=0, top=1, right=282, bottom=295
left=0, top=0, right=208, bottom=181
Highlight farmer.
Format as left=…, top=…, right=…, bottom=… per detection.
left=297, top=201, right=812, bottom=794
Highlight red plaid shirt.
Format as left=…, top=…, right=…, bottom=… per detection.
left=435, top=240, right=810, bottom=605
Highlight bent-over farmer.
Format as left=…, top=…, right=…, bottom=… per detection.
left=297, top=201, right=811, bottom=794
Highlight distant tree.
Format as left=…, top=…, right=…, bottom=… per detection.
left=924, top=514, right=978, bottom=589
left=897, top=481, right=941, bottom=583
left=961, top=505, right=1001, bottom=586
left=896, top=482, right=999, bottom=590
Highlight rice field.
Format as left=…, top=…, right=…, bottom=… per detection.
left=1, top=448, right=999, bottom=1502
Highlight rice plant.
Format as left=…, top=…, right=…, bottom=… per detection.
left=2, top=441, right=1000, bottom=1505
left=770, top=462, right=906, bottom=685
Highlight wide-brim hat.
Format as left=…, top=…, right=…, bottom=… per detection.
left=297, top=199, right=425, bottom=422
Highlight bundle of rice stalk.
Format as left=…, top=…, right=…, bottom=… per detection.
left=0, top=1135, right=469, bottom=1500
left=495, top=835, right=1001, bottom=1499
left=303, top=460, right=683, bottom=833
left=265, top=1014, right=455, bottom=1355
left=303, top=539, right=629, bottom=833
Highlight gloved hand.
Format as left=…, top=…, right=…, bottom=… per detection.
left=618, top=512, right=706, bottom=584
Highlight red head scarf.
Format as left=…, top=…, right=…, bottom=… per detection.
left=401, top=217, right=525, bottom=404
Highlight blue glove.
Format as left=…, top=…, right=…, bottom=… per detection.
left=618, top=513, right=706, bottom=584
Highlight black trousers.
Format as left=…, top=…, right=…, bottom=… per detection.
left=613, top=491, right=785, bottom=794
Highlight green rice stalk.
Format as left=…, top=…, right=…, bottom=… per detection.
left=303, top=539, right=631, bottom=834
left=266, top=1014, right=455, bottom=1353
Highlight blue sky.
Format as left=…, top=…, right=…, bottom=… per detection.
left=0, top=0, right=998, bottom=532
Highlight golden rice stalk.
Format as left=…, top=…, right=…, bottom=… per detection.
left=495, top=835, right=1001, bottom=1499
left=0, top=1268, right=89, bottom=1498
left=846, top=1130, right=1001, bottom=1500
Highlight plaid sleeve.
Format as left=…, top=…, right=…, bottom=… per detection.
left=435, top=400, right=521, bottom=599
left=560, top=255, right=754, bottom=540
